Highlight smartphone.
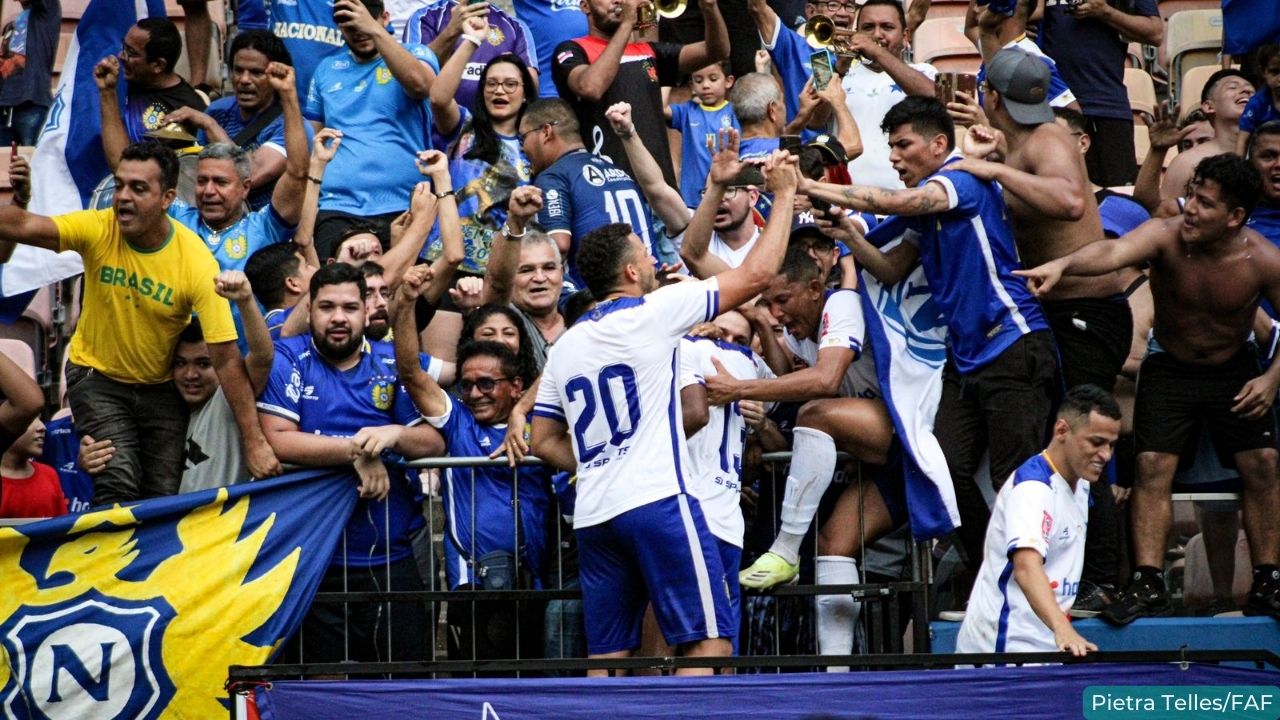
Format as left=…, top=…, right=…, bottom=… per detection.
left=779, top=135, right=802, bottom=154
left=810, top=50, right=834, bottom=92
left=934, top=73, right=955, bottom=106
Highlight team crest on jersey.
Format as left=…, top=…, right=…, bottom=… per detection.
left=644, top=59, right=657, bottom=82
left=371, top=381, right=394, bottom=410
left=1, top=591, right=175, bottom=720
left=142, top=104, right=168, bottom=131
left=223, top=234, right=248, bottom=260
left=375, top=66, right=393, bottom=85
left=486, top=27, right=505, bottom=46
left=1041, top=511, right=1053, bottom=539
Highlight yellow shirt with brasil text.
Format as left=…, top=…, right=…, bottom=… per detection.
left=56, top=209, right=236, bottom=384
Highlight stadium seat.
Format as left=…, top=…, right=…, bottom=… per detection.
left=0, top=338, right=36, bottom=380
left=1176, top=63, right=1227, bottom=121
left=1157, top=0, right=1222, bottom=22
left=1162, top=9, right=1224, bottom=107
left=1124, top=68, right=1158, bottom=120
left=912, top=18, right=980, bottom=74
left=1126, top=42, right=1144, bottom=69
left=1133, top=122, right=1150, bottom=166
left=906, top=0, right=968, bottom=23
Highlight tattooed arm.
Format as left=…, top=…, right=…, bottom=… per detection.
left=800, top=177, right=953, bottom=217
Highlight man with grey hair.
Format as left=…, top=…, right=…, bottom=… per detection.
left=162, top=62, right=310, bottom=351
left=164, top=62, right=310, bottom=274
left=732, top=73, right=786, bottom=164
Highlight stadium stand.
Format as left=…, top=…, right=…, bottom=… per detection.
left=912, top=17, right=980, bottom=74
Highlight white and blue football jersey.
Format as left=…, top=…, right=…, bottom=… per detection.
left=783, top=288, right=881, bottom=400
left=956, top=453, right=1089, bottom=653
left=679, top=336, right=774, bottom=547
left=533, top=278, right=721, bottom=528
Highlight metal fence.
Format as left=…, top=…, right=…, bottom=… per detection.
left=276, top=451, right=934, bottom=678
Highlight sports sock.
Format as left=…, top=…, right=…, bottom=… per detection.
left=815, top=555, right=860, bottom=671
left=768, top=427, right=837, bottom=565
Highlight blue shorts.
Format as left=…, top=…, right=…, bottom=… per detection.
left=577, top=494, right=733, bottom=655
left=717, top=538, right=742, bottom=655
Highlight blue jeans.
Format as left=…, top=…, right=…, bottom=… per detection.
left=65, top=361, right=189, bottom=506
left=0, top=103, right=48, bottom=146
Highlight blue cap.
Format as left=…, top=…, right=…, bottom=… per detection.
left=975, top=0, right=1018, bottom=17
left=1098, top=195, right=1150, bottom=238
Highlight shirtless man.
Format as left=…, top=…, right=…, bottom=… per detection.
left=1161, top=69, right=1255, bottom=202
left=952, top=47, right=1130, bottom=392
left=1017, top=153, right=1280, bottom=624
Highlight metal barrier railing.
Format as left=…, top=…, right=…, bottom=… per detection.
left=279, top=451, right=934, bottom=677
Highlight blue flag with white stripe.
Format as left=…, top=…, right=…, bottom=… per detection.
left=0, top=0, right=167, bottom=297
left=858, top=215, right=961, bottom=540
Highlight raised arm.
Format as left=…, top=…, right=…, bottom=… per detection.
left=381, top=180, right=439, bottom=286
left=676, top=0, right=729, bottom=74
left=391, top=265, right=450, bottom=418
left=815, top=76, right=863, bottom=160
left=416, top=150, right=463, bottom=298
left=1015, top=217, right=1169, bottom=297
left=215, top=271, right=275, bottom=394
left=605, top=102, right=691, bottom=232
left=335, top=0, right=435, bottom=99
left=1133, top=105, right=1190, bottom=214
left=94, top=56, right=128, bottom=171
left=714, top=150, right=799, bottom=309
left=801, top=176, right=954, bottom=217
left=681, top=128, right=739, bottom=279
left=480, top=186, right=544, bottom=305
left=745, top=0, right=780, bottom=47
left=209, top=339, right=282, bottom=479
left=951, top=126, right=1086, bottom=221
left=296, top=128, right=342, bottom=268
left=267, top=63, right=312, bottom=226
left=429, top=12, right=489, bottom=137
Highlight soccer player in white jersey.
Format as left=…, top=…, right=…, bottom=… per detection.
left=704, top=243, right=895, bottom=664
left=956, top=385, right=1121, bottom=656
left=678, top=310, right=776, bottom=652
left=530, top=145, right=798, bottom=675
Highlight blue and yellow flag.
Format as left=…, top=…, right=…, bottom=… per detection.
left=0, top=469, right=358, bottom=719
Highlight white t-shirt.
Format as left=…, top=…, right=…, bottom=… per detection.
left=956, top=453, right=1090, bottom=653
left=841, top=61, right=938, bottom=190
left=180, top=387, right=246, bottom=494
left=533, top=278, right=721, bottom=528
left=782, top=289, right=881, bottom=399
left=708, top=227, right=760, bottom=269
left=678, top=336, right=775, bottom=547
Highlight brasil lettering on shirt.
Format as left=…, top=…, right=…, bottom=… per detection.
left=97, top=265, right=176, bottom=307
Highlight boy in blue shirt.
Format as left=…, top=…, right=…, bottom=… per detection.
left=667, top=61, right=740, bottom=209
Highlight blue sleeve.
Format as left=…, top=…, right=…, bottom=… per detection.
left=933, top=170, right=984, bottom=216
left=1133, top=0, right=1159, bottom=17
left=256, top=345, right=302, bottom=422
left=407, top=43, right=441, bottom=73
left=262, top=203, right=297, bottom=238
left=258, top=114, right=288, bottom=151
left=769, top=26, right=812, bottom=120
left=535, top=169, right=573, bottom=233
left=303, top=72, right=324, bottom=123
left=393, top=383, right=423, bottom=426
left=512, top=16, right=537, bottom=68
left=1240, top=91, right=1272, bottom=133
left=402, top=7, right=426, bottom=43
left=669, top=100, right=688, bottom=130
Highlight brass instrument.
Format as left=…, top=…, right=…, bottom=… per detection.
left=636, top=0, right=686, bottom=29
left=802, top=14, right=858, bottom=60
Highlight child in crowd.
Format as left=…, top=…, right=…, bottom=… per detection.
left=666, top=60, right=741, bottom=209
left=1237, top=44, right=1280, bottom=156
left=1, top=418, right=68, bottom=519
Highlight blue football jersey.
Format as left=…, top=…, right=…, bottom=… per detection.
left=40, top=414, right=94, bottom=515
left=266, top=0, right=345, bottom=96
left=669, top=100, right=740, bottom=208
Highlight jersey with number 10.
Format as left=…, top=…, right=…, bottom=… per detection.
left=533, top=278, right=721, bottom=529
left=535, top=148, right=656, bottom=289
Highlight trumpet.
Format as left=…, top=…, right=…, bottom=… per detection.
left=636, top=0, right=686, bottom=29
left=802, top=14, right=858, bottom=59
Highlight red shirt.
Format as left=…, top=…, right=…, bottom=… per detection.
left=1, top=461, right=68, bottom=518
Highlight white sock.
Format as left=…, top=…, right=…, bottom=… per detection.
left=815, top=555, right=860, bottom=672
left=768, top=427, right=837, bottom=565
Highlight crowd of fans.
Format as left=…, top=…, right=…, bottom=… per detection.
left=0, top=0, right=1277, bottom=670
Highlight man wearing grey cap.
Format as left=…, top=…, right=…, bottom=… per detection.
left=950, top=46, right=1133, bottom=616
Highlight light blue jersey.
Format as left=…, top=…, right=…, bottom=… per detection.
left=669, top=100, right=740, bottom=208
left=169, top=201, right=295, bottom=352
left=510, top=0, right=588, bottom=98
left=266, top=0, right=345, bottom=96
left=304, top=43, right=441, bottom=216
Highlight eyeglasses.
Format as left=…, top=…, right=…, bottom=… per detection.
left=518, top=121, right=558, bottom=144
left=459, top=377, right=509, bottom=394
left=699, top=186, right=750, bottom=199
left=816, top=0, right=858, bottom=12
left=485, top=78, right=522, bottom=93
